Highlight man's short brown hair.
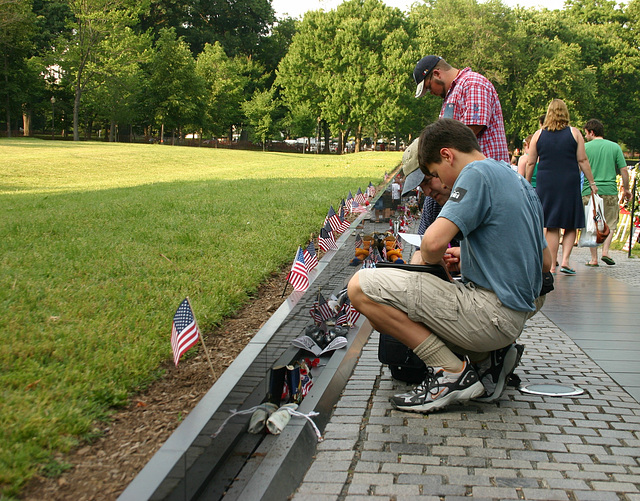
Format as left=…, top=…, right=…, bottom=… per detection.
left=418, top=119, right=481, bottom=174
left=584, top=119, right=604, bottom=137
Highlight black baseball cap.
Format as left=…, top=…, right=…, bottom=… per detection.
left=413, top=55, right=442, bottom=98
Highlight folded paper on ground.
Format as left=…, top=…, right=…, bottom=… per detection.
left=292, top=335, right=348, bottom=356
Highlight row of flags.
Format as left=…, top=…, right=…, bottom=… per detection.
left=287, top=184, right=378, bottom=292
left=171, top=182, right=378, bottom=365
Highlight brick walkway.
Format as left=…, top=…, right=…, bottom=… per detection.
left=293, top=246, right=640, bottom=501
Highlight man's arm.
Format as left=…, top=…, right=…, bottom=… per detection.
left=420, top=217, right=460, bottom=264
left=525, top=130, right=541, bottom=182
left=620, top=166, right=632, bottom=201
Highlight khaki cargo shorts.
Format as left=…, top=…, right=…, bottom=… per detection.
left=357, top=268, right=539, bottom=354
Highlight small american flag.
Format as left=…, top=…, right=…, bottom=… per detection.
left=350, top=200, right=367, bottom=214
left=354, top=233, right=363, bottom=249
left=346, top=192, right=353, bottom=211
left=347, top=303, right=361, bottom=326
left=325, top=206, right=345, bottom=234
left=337, top=205, right=351, bottom=232
left=314, top=291, right=334, bottom=321
left=335, top=303, right=348, bottom=326
left=171, top=298, right=201, bottom=366
left=309, top=306, right=322, bottom=324
left=303, top=241, right=319, bottom=272
left=287, top=247, right=310, bottom=291
left=366, top=182, right=376, bottom=198
left=318, top=226, right=338, bottom=252
left=355, top=188, right=367, bottom=205
left=369, top=246, right=382, bottom=264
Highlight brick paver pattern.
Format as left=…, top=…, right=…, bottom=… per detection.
left=294, top=247, right=640, bottom=501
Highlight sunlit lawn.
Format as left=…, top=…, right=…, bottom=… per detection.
left=0, top=138, right=402, bottom=496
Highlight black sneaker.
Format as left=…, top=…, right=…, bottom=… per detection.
left=474, top=343, right=524, bottom=403
left=390, top=360, right=484, bottom=413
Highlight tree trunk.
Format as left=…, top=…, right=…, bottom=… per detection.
left=4, top=55, right=10, bottom=138
left=355, top=124, right=362, bottom=153
left=73, top=81, right=82, bottom=141
left=323, top=120, right=330, bottom=154
left=22, top=108, right=32, bottom=136
left=110, top=120, right=116, bottom=142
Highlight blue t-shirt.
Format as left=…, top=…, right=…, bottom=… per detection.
left=438, top=159, right=546, bottom=311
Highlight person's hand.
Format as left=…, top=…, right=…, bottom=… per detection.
left=443, top=246, right=460, bottom=274
left=623, top=188, right=632, bottom=201
left=590, top=182, right=599, bottom=195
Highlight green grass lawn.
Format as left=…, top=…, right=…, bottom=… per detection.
left=0, top=138, right=402, bottom=496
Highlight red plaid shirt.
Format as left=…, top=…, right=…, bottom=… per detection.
left=440, top=68, right=510, bottom=163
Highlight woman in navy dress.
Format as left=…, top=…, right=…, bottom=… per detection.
left=525, top=99, right=598, bottom=274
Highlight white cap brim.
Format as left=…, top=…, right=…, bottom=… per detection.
left=415, top=79, right=425, bottom=98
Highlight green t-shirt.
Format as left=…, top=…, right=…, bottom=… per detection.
left=583, top=138, right=626, bottom=196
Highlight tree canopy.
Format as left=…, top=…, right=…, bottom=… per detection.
left=3, top=0, right=640, bottom=153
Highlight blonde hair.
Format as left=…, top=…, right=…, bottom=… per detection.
left=543, top=99, right=570, bottom=131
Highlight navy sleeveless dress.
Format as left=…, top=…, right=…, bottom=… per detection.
left=535, top=127, right=585, bottom=229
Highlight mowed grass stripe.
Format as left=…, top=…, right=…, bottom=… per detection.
left=0, top=138, right=401, bottom=495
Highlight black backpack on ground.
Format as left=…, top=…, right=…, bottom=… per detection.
left=377, top=333, right=427, bottom=384
left=374, top=263, right=450, bottom=384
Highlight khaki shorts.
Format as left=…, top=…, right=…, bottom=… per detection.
left=357, top=268, right=539, bottom=355
left=583, top=195, right=619, bottom=231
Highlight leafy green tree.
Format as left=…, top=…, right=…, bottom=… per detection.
left=560, top=0, right=640, bottom=147
left=81, top=27, right=151, bottom=141
left=276, top=0, right=415, bottom=153
left=255, top=16, right=298, bottom=86
left=195, top=42, right=266, bottom=141
left=0, top=0, right=36, bottom=136
left=242, top=88, right=278, bottom=149
left=60, top=0, right=143, bottom=140
left=145, top=27, right=203, bottom=143
left=139, top=0, right=275, bottom=57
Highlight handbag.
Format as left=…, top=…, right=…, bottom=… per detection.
left=591, top=193, right=610, bottom=244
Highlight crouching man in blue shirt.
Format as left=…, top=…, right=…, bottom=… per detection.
left=348, top=118, right=552, bottom=413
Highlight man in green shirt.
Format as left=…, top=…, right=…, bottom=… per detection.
left=582, top=119, right=632, bottom=266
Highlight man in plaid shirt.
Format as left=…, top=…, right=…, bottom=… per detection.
left=413, top=55, right=509, bottom=164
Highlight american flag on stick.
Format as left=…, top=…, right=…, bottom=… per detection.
left=350, top=200, right=368, bottom=214
left=303, top=241, right=319, bottom=272
left=355, top=188, right=367, bottom=205
left=287, top=247, right=310, bottom=291
left=314, top=291, right=334, bottom=321
left=335, top=303, right=348, bottom=326
left=337, top=205, right=351, bottom=232
left=347, top=303, right=361, bottom=326
left=366, top=182, right=376, bottom=198
left=318, top=226, right=338, bottom=252
left=325, top=206, right=346, bottom=234
left=346, top=192, right=354, bottom=211
left=171, top=298, right=201, bottom=366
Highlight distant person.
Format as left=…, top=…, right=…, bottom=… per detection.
left=517, top=135, right=533, bottom=177
left=391, top=176, right=402, bottom=215
left=582, top=119, right=632, bottom=266
left=526, top=99, right=598, bottom=275
left=413, top=55, right=510, bottom=163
